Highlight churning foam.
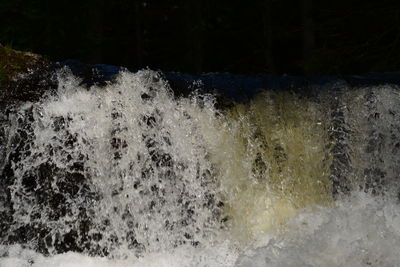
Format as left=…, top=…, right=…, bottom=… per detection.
left=2, top=192, right=400, bottom=267
left=1, top=69, right=400, bottom=266
left=236, top=191, right=400, bottom=267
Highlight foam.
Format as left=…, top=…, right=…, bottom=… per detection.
left=236, top=191, right=400, bottom=267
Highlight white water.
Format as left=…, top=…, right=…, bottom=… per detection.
left=2, top=192, right=400, bottom=267
left=1, top=69, right=400, bottom=266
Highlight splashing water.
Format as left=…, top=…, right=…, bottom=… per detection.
left=1, top=69, right=400, bottom=266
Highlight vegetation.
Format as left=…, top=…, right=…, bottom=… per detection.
left=0, top=44, right=42, bottom=83
left=0, top=44, right=49, bottom=101
left=1, top=0, right=399, bottom=75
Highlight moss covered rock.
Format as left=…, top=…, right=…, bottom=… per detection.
left=0, top=45, right=44, bottom=82
left=0, top=44, right=56, bottom=101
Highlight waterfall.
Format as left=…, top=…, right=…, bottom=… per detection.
left=1, top=69, right=400, bottom=266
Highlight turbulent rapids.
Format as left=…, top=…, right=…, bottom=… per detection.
left=1, top=69, right=400, bottom=266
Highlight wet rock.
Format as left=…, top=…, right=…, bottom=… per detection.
left=0, top=44, right=57, bottom=102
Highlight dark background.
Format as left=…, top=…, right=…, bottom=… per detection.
left=1, top=0, right=399, bottom=75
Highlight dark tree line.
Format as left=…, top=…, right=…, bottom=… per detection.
left=1, top=0, right=400, bottom=75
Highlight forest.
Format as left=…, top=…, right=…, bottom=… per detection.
left=1, top=0, right=399, bottom=75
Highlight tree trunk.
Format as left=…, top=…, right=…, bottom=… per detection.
left=263, top=0, right=275, bottom=74
left=302, top=0, right=315, bottom=74
left=87, top=0, right=105, bottom=63
left=185, top=0, right=204, bottom=74
left=134, top=0, right=143, bottom=67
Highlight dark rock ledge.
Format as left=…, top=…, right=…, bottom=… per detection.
left=2, top=45, right=400, bottom=104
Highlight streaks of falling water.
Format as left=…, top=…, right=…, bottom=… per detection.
left=1, top=69, right=400, bottom=266
left=4, top=70, right=225, bottom=257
